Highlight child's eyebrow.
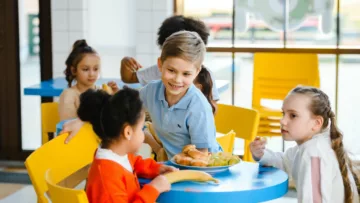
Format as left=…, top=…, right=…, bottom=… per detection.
left=286, top=109, right=298, bottom=113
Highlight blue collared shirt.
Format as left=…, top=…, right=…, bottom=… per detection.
left=140, top=80, right=221, bottom=158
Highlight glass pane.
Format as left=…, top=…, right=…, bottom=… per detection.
left=234, top=2, right=283, bottom=47
left=234, top=54, right=336, bottom=152
left=19, top=0, right=41, bottom=150
left=182, top=0, right=233, bottom=47
left=340, top=0, right=360, bottom=47
left=286, top=0, right=338, bottom=47
left=203, top=52, right=233, bottom=105
left=234, top=0, right=338, bottom=47
left=338, top=55, right=360, bottom=158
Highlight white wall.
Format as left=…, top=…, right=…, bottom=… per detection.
left=87, top=0, right=136, bottom=77
left=51, top=0, right=89, bottom=77
left=51, top=0, right=173, bottom=79
left=135, top=0, right=173, bottom=68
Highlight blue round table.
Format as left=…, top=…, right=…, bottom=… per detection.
left=139, top=161, right=288, bottom=203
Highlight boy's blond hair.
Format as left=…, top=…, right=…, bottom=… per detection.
left=160, top=30, right=206, bottom=69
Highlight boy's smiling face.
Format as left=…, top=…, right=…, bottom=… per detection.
left=158, top=57, right=200, bottom=97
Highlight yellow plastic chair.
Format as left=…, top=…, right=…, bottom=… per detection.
left=216, top=130, right=236, bottom=153
left=25, top=123, right=99, bottom=203
left=45, top=169, right=88, bottom=203
left=252, top=53, right=320, bottom=137
left=215, top=104, right=260, bottom=162
left=41, top=102, right=60, bottom=144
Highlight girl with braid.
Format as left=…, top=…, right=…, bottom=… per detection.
left=250, top=86, right=359, bottom=202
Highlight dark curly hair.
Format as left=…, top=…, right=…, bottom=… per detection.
left=77, top=87, right=144, bottom=147
left=157, top=15, right=209, bottom=47
left=64, top=39, right=98, bottom=87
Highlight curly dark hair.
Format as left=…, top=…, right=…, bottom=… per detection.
left=77, top=87, right=144, bottom=147
left=157, top=15, right=209, bottom=47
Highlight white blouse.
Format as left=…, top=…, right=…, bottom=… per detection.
left=259, top=130, right=359, bottom=203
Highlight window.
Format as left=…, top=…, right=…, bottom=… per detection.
left=176, top=0, right=360, bottom=157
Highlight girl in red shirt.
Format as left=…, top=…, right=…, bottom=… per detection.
left=77, top=87, right=177, bottom=203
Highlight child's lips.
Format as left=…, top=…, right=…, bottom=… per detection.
left=169, top=83, right=183, bottom=89
left=281, top=129, right=288, bottom=134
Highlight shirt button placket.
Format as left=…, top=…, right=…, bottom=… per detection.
left=163, top=110, right=169, bottom=130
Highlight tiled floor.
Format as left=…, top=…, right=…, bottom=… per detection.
left=0, top=184, right=37, bottom=203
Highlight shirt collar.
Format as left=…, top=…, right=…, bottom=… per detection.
left=157, top=82, right=195, bottom=110
left=95, top=147, right=133, bottom=172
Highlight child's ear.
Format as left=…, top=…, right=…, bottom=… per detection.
left=157, top=58, right=162, bottom=73
left=123, top=124, right=133, bottom=140
left=312, top=115, right=324, bottom=132
left=71, top=66, right=77, bottom=75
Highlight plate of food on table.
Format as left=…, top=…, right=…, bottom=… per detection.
left=170, top=144, right=241, bottom=174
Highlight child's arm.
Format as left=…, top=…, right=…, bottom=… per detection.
left=297, top=155, right=333, bottom=202
left=103, top=176, right=160, bottom=203
left=258, top=146, right=298, bottom=174
left=88, top=162, right=161, bottom=203
left=131, top=154, right=177, bottom=179
left=58, top=89, right=78, bottom=121
left=131, top=154, right=162, bottom=179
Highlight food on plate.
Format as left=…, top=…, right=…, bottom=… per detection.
left=173, top=144, right=241, bottom=167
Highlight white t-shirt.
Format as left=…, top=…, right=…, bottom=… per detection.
left=259, top=130, right=359, bottom=203
left=136, top=64, right=220, bottom=101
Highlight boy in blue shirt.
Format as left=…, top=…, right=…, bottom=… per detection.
left=139, top=31, right=221, bottom=158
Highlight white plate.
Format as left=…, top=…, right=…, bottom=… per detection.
left=169, top=157, right=239, bottom=174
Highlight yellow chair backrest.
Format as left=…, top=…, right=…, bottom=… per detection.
left=25, top=123, right=99, bottom=203
left=41, top=102, right=60, bottom=144
left=45, top=169, right=89, bottom=203
left=214, top=104, right=260, bottom=162
left=252, top=53, right=319, bottom=108
left=216, top=130, right=236, bottom=153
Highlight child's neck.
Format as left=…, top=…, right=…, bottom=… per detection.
left=75, top=83, right=95, bottom=93
left=106, top=142, right=128, bottom=157
left=296, top=130, right=322, bottom=145
left=165, top=89, right=188, bottom=107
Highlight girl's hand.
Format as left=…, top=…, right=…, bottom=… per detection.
left=107, top=81, right=120, bottom=93
left=159, top=165, right=178, bottom=174
left=121, top=57, right=143, bottom=73
left=59, top=118, right=85, bottom=144
left=148, top=175, right=171, bottom=193
left=249, top=137, right=267, bottom=161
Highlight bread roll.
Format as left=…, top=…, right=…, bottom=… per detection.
left=182, top=144, right=196, bottom=154
left=190, top=159, right=208, bottom=167
left=187, top=149, right=209, bottom=161
left=174, top=153, right=193, bottom=166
